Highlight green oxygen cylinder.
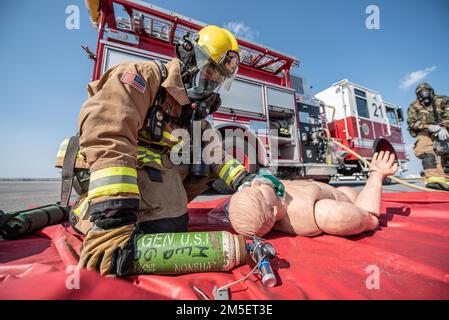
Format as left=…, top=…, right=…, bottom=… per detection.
left=131, top=231, right=247, bottom=275
left=0, top=204, right=68, bottom=239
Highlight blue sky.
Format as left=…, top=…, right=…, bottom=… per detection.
left=0, top=0, right=448, bottom=178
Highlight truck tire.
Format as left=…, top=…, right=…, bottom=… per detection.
left=210, top=135, right=259, bottom=195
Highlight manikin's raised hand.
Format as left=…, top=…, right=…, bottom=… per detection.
left=369, top=151, right=399, bottom=178
left=349, top=150, right=398, bottom=219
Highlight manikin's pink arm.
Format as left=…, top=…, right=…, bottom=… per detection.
left=228, top=151, right=398, bottom=237
left=277, top=151, right=398, bottom=236
left=312, top=198, right=379, bottom=236
left=340, top=151, right=398, bottom=218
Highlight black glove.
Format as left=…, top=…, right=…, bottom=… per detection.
left=230, top=172, right=257, bottom=192
left=111, top=235, right=137, bottom=276
left=231, top=171, right=286, bottom=198
left=89, top=207, right=137, bottom=229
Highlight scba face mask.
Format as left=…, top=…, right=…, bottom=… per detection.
left=186, top=62, right=225, bottom=102
left=187, top=47, right=239, bottom=120
left=187, top=44, right=239, bottom=94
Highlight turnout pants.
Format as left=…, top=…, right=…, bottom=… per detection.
left=136, top=162, right=215, bottom=232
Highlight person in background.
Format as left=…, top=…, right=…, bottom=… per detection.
left=407, top=83, right=449, bottom=191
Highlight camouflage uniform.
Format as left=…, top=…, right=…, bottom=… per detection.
left=407, top=83, right=449, bottom=188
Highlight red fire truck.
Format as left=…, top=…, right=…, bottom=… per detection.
left=85, top=0, right=339, bottom=192
left=316, top=80, right=408, bottom=177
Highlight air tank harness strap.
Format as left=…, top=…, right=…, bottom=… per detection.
left=60, top=135, right=80, bottom=208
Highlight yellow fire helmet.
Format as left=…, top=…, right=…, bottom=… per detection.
left=85, top=0, right=101, bottom=27
left=191, top=25, right=240, bottom=94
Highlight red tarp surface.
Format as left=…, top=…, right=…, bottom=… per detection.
left=1, top=192, right=449, bottom=300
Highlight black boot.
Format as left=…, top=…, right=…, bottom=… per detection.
left=425, top=182, right=449, bottom=191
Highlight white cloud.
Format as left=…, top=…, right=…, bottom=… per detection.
left=223, top=21, right=259, bottom=41
left=399, top=66, right=437, bottom=89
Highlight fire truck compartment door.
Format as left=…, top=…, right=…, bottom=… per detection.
left=266, top=87, right=296, bottom=110
left=220, top=79, right=265, bottom=115
left=102, top=46, right=163, bottom=76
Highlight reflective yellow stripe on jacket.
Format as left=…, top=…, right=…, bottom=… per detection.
left=137, top=146, right=162, bottom=166
left=56, top=138, right=84, bottom=159
left=162, top=131, right=186, bottom=153
left=139, top=130, right=185, bottom=151
left=88, top=167, right=139, bottom=199
left=219, top=159, right=246, bottom=187
left=72, top=196, right=90, bottom=218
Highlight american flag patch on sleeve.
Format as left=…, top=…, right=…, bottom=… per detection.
left=120, top=72, right=147, bottom=93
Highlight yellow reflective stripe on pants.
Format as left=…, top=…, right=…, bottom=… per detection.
left=88, top=167, right=139, bottom=199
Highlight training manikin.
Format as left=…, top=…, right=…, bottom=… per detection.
left=226, top=151, right=398, bottom=237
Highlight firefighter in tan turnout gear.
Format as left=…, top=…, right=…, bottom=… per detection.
left=407, top=83, right=449, bottom=191
left=55, top=26, right=283, bottom=276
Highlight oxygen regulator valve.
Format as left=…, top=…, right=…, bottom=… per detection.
left=247, top=236, right=277, bottom=287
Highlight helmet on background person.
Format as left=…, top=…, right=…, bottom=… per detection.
left=415, top=82, right=435, bottom=107
left=176, top=25, right=240, bottom=102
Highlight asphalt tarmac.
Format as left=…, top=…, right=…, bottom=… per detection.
left=0, top=178, right=427, bottom=213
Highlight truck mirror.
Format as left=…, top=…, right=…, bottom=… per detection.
left=396, top=107, right=404, bottom=123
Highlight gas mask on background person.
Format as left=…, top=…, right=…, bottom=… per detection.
left=417, top=87, right=434, bottom=107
